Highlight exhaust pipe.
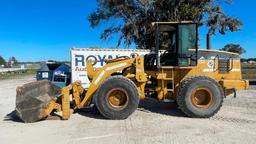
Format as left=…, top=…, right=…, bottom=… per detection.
left=207, top=33, right=211, bottom=50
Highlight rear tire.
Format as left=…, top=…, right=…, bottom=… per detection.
left=177, top=76, right=224, bottom=118
left=95, top=75, right=139, bottom=119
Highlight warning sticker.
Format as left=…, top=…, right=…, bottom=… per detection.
left=207, top=60, right=214, bottom=69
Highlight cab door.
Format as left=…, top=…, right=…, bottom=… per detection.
left=177, top=24, right=198, bottom=66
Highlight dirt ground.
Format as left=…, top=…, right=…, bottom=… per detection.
left=0, top=76, right=256, bottom=144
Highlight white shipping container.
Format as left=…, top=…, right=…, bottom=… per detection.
left=71, top=48, right=150, bottom=88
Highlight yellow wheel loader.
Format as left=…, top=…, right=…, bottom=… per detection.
left=15, top=22, right=249, bottom=123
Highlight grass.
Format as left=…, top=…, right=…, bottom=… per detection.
left=0, top=69, right=37, bottom=80
left=241, top=63, right=256, bottom=80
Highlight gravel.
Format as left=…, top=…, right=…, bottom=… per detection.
left=0, top=76, right=256, bottom=144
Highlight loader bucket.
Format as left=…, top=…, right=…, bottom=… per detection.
left=15, top=80, right=61, bottom=123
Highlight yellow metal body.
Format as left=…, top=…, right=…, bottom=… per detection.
left=41, top=49, right=249, bottom=120
left=147, top=59, right=248, bottom=100
left=40, top=100, right=61, bottom=119
left=40, top=81, right=86, bottom=120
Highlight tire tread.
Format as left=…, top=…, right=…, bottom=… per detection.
left=176, top=76, right=224, bottom=118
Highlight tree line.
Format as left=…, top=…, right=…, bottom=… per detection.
left=0, top=56, right=18, bottom=68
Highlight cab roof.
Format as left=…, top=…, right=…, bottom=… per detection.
left=151, top=21, right=195, bottom=26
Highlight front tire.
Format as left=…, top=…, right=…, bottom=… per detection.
left=177, top=76, right=224, bottom=118
left=95, top=75, right=139, bottom=119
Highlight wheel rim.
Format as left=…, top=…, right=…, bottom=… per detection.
left=191, top=87, right=213, bottom=109
left=107, top=88, right=129, bottom=110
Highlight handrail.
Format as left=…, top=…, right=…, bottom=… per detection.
left=213, top=55, right=219, bottom=72
left=229, top=57, right=234, bottom=71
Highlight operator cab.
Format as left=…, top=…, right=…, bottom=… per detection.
left=144, top=22, right=198, bottom=69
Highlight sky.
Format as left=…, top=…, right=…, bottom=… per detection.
left=0, top=0, right=255, bottom=61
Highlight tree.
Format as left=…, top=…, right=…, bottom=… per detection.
left=220, top=44, right=246, bottom=54
left=88, top=0, right=242, bottom=49
left=8, top=56, right=18, bottom=65
left=0, top=56, right=6, bottom=66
